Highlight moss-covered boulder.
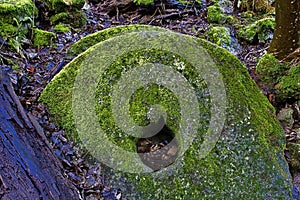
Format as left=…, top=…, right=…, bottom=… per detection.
left=207, top=1, right=237, bottom=25
left=0, top=0, right=37, bottom=24
left=207, top=5, right=227, bottom=24
left=237, top=17, right=275, bottom=44
left=275, top=64, right=300, bottom=102
left=0, top=0, right=38, bottom=49
left=40, top=25, right=292, bottom=199
left=49, top=10, right=86, bottom=28
left=256, top=53, right=300, bottom=102
left=54, top=23, right=71, bottom=32
left=36, top=0, right=86, bottom=28
left=33, top=28, right=56, bottom=47
left=204, top=25, right=241, bottom=55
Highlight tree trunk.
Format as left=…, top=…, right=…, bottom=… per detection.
left=268, top=0, right=300, bottom=60
left=0, top=69, right=80, bottom=200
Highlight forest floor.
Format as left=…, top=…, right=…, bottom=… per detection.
left=0, top=0, right=299, bottom=199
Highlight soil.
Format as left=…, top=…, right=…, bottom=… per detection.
left=0, top=0, right=299, bottom=199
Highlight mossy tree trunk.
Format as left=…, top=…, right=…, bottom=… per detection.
left=0, top=69, right=79, bottom=199
left=268, top=0, right=300, bottom=60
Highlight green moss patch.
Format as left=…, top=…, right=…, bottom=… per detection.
left=237, top=17, right=275, bottom=43
left=133, top=0, right=154, bottom=6
left=33, top=28, right=56, bottom=47
left=256, top=53, right=288, bottom=86
left=50, top=10, right=86, bottom=28
left=207, top=5, right=226, bottom=24
left=0, top=0, right=38, bottom=24
left=276, top=64, right=300, bottom=102
left=0, top=0, right=38, bottom=50
left=40, top=25, right=292, bottom=199
left=205, top=26, right=231, bottom=47
left=256, top=53, right=300, bottom=102
left=54, top=23, right=71, bottom=32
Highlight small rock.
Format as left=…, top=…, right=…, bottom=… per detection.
left=277, top=107, right=294, bottom=128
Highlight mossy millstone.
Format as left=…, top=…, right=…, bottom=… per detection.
left=40, top=25, right=292, bottom=199
left=67, top=24, right=168, bottom=57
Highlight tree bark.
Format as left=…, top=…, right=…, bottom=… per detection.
left=0, top=69, right=80, bottom=200
left=268, top=0, right=300, bottom=60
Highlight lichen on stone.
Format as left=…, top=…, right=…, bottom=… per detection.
left=288, top=142, right=300, bottom=175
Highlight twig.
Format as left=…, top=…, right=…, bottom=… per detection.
left=244, top=46, right=268, bottom=60
left=146, top=10, right=193, bottom=23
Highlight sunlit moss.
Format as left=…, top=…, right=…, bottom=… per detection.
left=67, top=24, right=167, bottom=56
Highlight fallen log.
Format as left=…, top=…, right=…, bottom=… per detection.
left=0, top=68, right=79, bottom=200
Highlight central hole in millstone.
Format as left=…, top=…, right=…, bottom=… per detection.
left=136, top=125, right=179, bottom=171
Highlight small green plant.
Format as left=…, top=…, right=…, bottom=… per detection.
left=207, top=5, right=226, bottom=24
left=133, top=0, right=154, bottom=6
left=12, top=65, right=21, bottom=70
